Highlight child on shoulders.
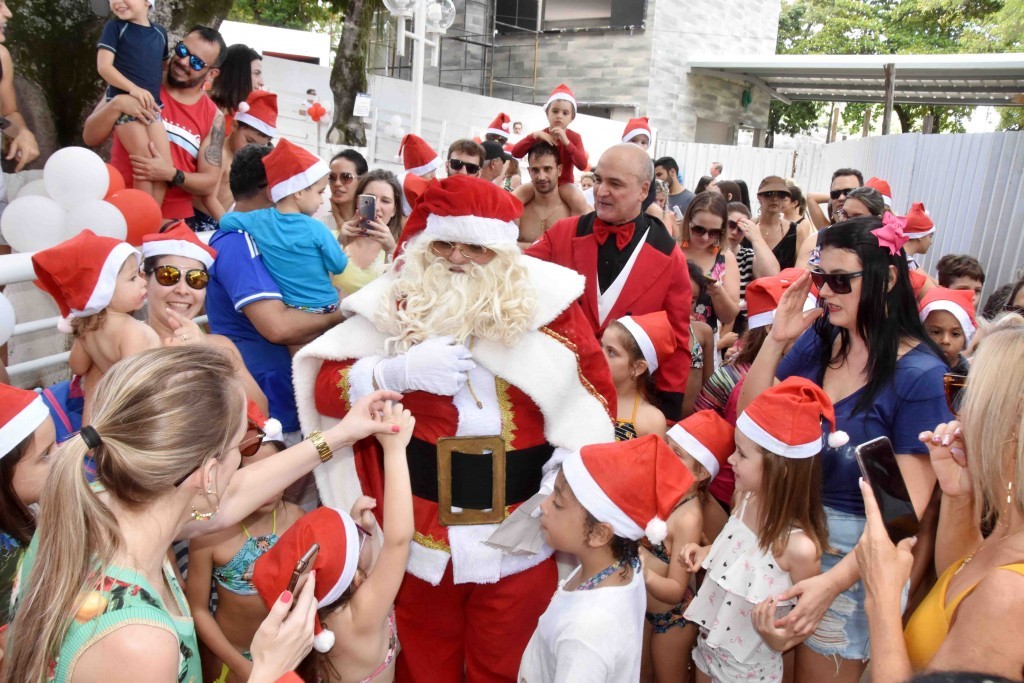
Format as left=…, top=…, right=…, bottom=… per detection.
left=601, top=312, right=673, bottom=440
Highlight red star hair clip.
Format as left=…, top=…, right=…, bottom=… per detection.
left=871, top=211, right=910, bottom=256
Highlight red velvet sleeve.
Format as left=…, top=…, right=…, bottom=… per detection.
left=314, top=358, right=359, bottom=420
left=509, top=131, right=542, bottom=160
left=654, top=249, right=693, bottom=420
left=564, top=129, right=588, bottom=172
left=546, top=301, right=617, bottom=421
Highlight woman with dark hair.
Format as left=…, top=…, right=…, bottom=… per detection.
left=210, top=44, right=264, bottom=122
left=710, top=179, right=741, bottom=204
left=838, top=186, right=886, bottom=221
left=680, top=192, right=740, bottom=332
left=739, top=215, right=952, bottom=683
left=334, top=169, right=402, bottom=296
left=694, top=175, right=713, bottom=195
left=782, top=183, right=810, bottom=230
left=322, top=149, right=369, bottom=231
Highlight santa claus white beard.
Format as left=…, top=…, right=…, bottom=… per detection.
left=378, top=239, right=538, bottom=354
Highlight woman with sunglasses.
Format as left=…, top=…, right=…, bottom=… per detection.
left=321, top=149, right=369, bottom=232
left=739, top=215, right=952, bottom=683
left=752, top=175, right=810, bottom=270
left=680, top=192, right=740, bottom=333
left=335, top=169, right=403, bottom=297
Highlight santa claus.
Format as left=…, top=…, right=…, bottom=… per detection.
left=293, top=175, right=616, bottom=682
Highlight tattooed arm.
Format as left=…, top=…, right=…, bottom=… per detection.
left=130, top=111, right=224, bottom=196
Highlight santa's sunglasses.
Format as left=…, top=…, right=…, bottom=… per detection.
left=152, top=265, right=210, bottom=290
left=809, top=269, right=863, bottom=295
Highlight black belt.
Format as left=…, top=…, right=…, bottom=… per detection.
left=407, top=436, right=552, bottom=509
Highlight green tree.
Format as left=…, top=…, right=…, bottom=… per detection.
left=229, top=0, right=340, bottom=32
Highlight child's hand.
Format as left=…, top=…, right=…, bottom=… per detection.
left=678, top=543, right=709, bottom=573
left=752, top=597, right=798, bottom=652
left=548, top=126, right=569, bottom=145
left=129, top=86, right=156, bottom=111
left=373, top=400, right=415, bottom=450
left=532, top=130, right=556, bottom=146
left=350, top=495, right=379, bottom=533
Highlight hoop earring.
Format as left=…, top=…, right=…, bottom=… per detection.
left=191, top=488, right=221, bottom=522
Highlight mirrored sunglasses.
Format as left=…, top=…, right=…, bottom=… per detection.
left=154, top=265, right=209, bottom=290
left=174, top=41, right=208, bottom=72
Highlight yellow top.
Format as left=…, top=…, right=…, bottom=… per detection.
left=904, top=555, right=1024, bottom=670
left=332, top=244, right=387, bottom=296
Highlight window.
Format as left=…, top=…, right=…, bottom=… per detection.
left=496, top=0, right=646, bottom=34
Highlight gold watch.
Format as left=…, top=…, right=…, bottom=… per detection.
left=307, top=430, right=333, bottom=463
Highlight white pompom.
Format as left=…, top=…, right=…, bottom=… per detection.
left=57, top=316, right=74, bottom=334
left=828, top=431, right=849, bottom=448
left=645, top=517, right=668, bottom=545
left=502, top=122, right=510, bottom=131
left=313, top=628, right=335, bottom=653
left=262, top=418, right=283, bottom=443
left=237, top=101, right=250, bottom=113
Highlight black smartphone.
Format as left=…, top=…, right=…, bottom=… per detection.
left=854, top=437, right=920, bottom=543
left=357, top=194, right=376, bottom=230
left=286, top=543, right=319, bottom=595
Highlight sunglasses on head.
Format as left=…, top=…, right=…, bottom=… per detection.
left=429, top=240, right=492, bottom=261
left=727, top=219, right=742, bottom=231
left=153, top=265, right=209, bottom=290
left=943, top=372, right=967, bottom=414
left=447, top=159, right=481, bottom=175
left=758, top=191, right=789, bottom=200
left=809, top=268, right=864, bottom=295
left=689, top=225, right=724, bottom=241
left=174, top=41, right=208, bottom=72
left=329, top=172, right=356, bottom=185
left=830, top=187, right=853, bottom=201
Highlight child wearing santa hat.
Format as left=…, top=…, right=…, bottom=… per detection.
left=509, top=83, right=591, bottom=217
left=207, top=89, right=279, bottom=218
left=32, top=230, right=160, bottom=416
left=641, top=411, right=735, bottom=683
left=681, top=377, right=834, bottom=683
left=398, top=134, right=441, bottom=181
left=903, top=202, right=935, bottom=270
left=621, top=116, right=652, bottom=150
left=520, top=434, right=696, bottom=682
left=919, top=286, right=976, bottom=373
left=602, top=311, right=674, bottom=441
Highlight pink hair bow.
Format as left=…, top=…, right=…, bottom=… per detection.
left=872, top=211, right=909, bottom=255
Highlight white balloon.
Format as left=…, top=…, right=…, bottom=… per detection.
left=65, top=200, right=128, bottom=241
left=17, top=179, right=50, bottom=199
left=43, top=146, right=109, bottom=209
left=0, top=292, right=14, bottom=346
left=384, top=124, right=397, bottom=138
left=0, top=195, right=67, bottom=253
left=389, top=114, right=402, bottom=128
left=396, top=127, right=406, bottom=139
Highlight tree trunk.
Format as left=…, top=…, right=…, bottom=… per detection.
left=894, top=104, right=913, bottom=135
left=327, top=0, right=381, bottom=146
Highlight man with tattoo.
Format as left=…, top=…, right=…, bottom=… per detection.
left=83, top=26, right=228, bottom=229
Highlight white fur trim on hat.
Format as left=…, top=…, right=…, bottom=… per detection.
left=907, top=226, right=936, bottom=238
left=880, top=193, right=893, bottom=206
left=237, top=101, right=250, bottom=114
left=736, top=411, right=820, bottom=459
left=920, top=300, right=976, bottom=341
left=0, top=395, right=48, bottom=457
left=666, top=424, right=720, bottom=479
left=622, top=127, right=651, bottom=144
left=57, top=317, right=74, bottom=334
left=422, top=213, right=519, bottom=247
left=562, top=450, right=645, bottom=541
left=269, top=158, right=330, bottom=203
left=545, top=92, right=577, bottom=110
left=645, top=517, right=668, bottom=545
left=407, top=157, right=441, bottom=177
left=234, top=111, right=277, bottom=138
left=827, top=431, right=850, bottom=448
left=313, top=629, right=335, bottom=653
left=486, top=127, right=509, bottom=138
left=618, top=316, right=658, bottom=372
left=748, top=293, right=818, bottom=331
left=262, top=418, right=284, bottom=444
left=141, top=239, right=215, bottom=269
left=319, top=506, right=360, bottom=608
left=78, top=243, right=141, bottom=319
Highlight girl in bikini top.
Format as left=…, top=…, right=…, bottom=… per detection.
left=602, top=312, right=674, bottom=441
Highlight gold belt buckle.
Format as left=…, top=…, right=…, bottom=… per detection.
left=437, top=435, right=506, bottom=526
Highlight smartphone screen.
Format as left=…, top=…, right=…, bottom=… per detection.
left=286, top=543, right=320, bottom=595
left=357, top=194, right=376, bottom=229
left=854, top=437, right=920, bottom=543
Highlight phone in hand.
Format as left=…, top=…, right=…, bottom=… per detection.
left=854, top=437, right=920, bottom=543
left=357, top=194, right=376, bottom=231
left=672, top=205, right=684, bottom=221
left=286, top=543, right=320, bottom=595
left=703, top=274, right=718, bottom=286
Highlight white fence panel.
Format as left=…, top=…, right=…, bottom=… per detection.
left=654, top=140, right=795, bottom=200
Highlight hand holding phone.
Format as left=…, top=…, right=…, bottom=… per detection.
left=286, top=543, right=320, bottom=595
left=357, top=194, right=376, bottom=231
left=854, top=437, right=919, bottom=543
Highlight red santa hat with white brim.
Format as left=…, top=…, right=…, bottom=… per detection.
left=737, top=376, right=848, bottom=458
left=0, top=384, right=49, bottom=457
left=904, top=202, right=935, bottom=238
left=544, top=83, right=577, bottom=112
left=141, top=221, right=218, bottom=269
left=616, top=311, right=676, bottom=373
left=397, top=171, right=431, bottom=217
left=666, top=411, right=735, bottom=480
left=246, top=399, right=284, bottom=446
left=562, top=434, right=695, bottom=545
left=621, top=117, right=652, bottom=144
left=253, top=506, right=361, bottom=654
left=865, top=177, right=893, bottom=206
left=919, top=286, right=977, bottom=343
left=262, top=139, right=329, bottom=204
left=32, top=229, right=140, bottom=332
left=399, top=134, right=441, bottom=177
left=746, top=268, right=818, bottom=330
left=486, top=113, right=512, bottom=139
left=234, top=89, right=279, bottom=138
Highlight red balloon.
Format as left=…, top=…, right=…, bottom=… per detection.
left=107, top=189, right=162, bottom=246
left=309, top=102, right=327, bottom=122
left=104, top=163, right=126, bottom=200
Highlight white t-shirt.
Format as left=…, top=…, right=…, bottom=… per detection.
left=518, top=563, right=645, bottom=682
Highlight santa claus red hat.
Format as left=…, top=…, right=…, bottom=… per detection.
left=141, top=221, right=217, bottom=269
left=234, top=89, right=278, bottom=138
left=616, top=311, right=676, bottom=373
left=262, top=139, right=329, bottom=203
left=919, top=286, right=977, bottom=342
left=562, top=434, right=695, bottom=545
left=246, top=398, right=284, bottom=446
left=544, top=83, right=577, bottom=112
left=32, top=229, right=140, bottom=323
left=395, top=174, right=522, bottom=255
left=0, top=384, right=49, bottom=457
left=486, top=112, right=512, bottom=139
left=737, top=376, right=848, bottom=458
left=621, top=117, right=652, bottom=144
left=666, top=411, right=735, bottom=480
left=397, top=171, right=431, bottom=217
left=398, top=134, right=441, bottom=177
left=253, top=506, right=362, bottom=654
left=865, top=177, right=893, bottom=206
left=904, top=202, right=935, bottom=238
left=747, top=268, right=817, bottom=330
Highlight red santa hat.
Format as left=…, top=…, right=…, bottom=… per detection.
left=262, top=139, right=329, bottom=203
left=246, top=398, right=284, bottom=446
left=253, top=507, right=362, bottom=654
left=666, top=411, right=735, bottom=480
left=562, top=434, right=695, bottom=544
left=397, top=171, right=431, bottom=217
left=616, top=311, right=676, bottom=373
left=904, top=202, right=935, bottom=238
left=621, top=117, right=652, bottom=144
left=544, top=83, right=577, bottom=112
left=486, top=113, right=512, bottom=139
left=737, top=376, right=848, bottom=458
left=394, top=174, right=522, bottom=256
left=865, top=177, right=893, bottom=206
left=234, top=89, right=278, bottom=138
left=32, top=229, right=140, bottom=326
left=141, top=221, right=217, bottom=269
left=919, top=286, right=977, bottom=343
left=398, top=134, right=441, bottom=177
left=747, top=268, right=817, bottom=330
left=0, top=384, right=49, bottom=457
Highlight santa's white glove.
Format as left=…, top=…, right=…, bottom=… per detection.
left=373, top=336, right=475, bottom=396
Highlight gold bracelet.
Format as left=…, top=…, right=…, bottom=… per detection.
left=307, top=430, right=333, bottom=463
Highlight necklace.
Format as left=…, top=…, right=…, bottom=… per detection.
left=535, top=206, right=561, bottom=231
left=952, top=526, right=1024, bottom=576
left=575, top=556, right=640, bottom=591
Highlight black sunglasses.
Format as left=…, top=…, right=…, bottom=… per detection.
left=448, top=159, right=481, bottom=175
left=727, top=219, right=742, bottom=231
left=329, top=172, right=356, bottom=185
left=174, top=41, right=208, bottom=72
left=173, top=425, right=265, bottom=487
left=809, top=269, right=864, bottom=295
left=689, top=225, right=724, bottom=241
left=943, top=372, right=967, bottom=414
left=153, top=265, right=209, bottom=290
left=829, top=187, right=853, bottom=201
left=758, top=191, right=789, bottom=200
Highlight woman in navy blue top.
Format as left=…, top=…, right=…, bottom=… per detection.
left=739, top=215, right=952, bottom=683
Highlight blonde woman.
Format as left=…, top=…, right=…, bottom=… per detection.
left=2, top=346, right=401, bottom=683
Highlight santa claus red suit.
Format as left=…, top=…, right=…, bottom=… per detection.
left=293, top=175, right=616, bottom=682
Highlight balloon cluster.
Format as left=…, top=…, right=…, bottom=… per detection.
left=0, top=147, right=163, bottom=253
left=307, top=102, right=328, bottom=123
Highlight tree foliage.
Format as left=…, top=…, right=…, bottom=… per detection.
left=228, top=0, right=342, bottom=33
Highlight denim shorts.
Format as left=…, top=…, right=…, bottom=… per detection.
left=805, top=505, right=908, bottom=662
